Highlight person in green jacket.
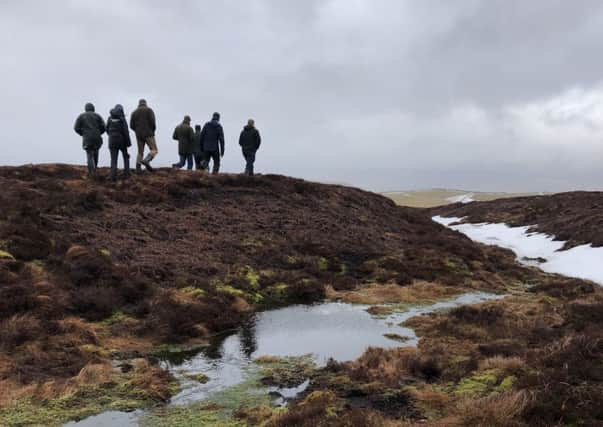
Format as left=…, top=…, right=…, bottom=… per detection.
left=130, top=99, right=158, bottom=172
left=172, top=115, right=195, bottom=170
left=74, top=103, right=105, bottom=178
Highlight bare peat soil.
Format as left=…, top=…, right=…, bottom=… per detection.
left=433, top=191, right=603, bottom=249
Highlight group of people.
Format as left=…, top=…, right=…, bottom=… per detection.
left=73, top=99, right=262, bottom=181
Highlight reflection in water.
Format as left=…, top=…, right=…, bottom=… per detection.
left=66, top=292, right=503, bottom=426
left=239, top=318, right=258, bottom=358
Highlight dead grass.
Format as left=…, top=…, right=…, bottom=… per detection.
left=478, top=356, right=524, bottom=375
left=329, top=281, right=462, bottom=305
left=453, top=391, right=531, bottom=427
left=344, top=347, right=441, bottom=386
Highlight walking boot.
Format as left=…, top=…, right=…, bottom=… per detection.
left=136, top=163, right=142, bottom=174
left=141, top=154, right=154, bottom=172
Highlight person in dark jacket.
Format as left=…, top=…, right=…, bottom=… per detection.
left=74, top=102, right=105, bottom=177
left=106, top=104, right=132, bottom=181
left=130, top=99, right=158, bottom=172
left=172, top=115, right=195, bottom=170
left=200, top=112, right=225, bottom=174
left=192, top=125, right=203, bottom=170
left=239, top=119, right=262, bottom=176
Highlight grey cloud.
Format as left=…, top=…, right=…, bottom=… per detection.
left=1, top=0, right=603, bottom=192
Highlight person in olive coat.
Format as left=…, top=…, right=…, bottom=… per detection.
left=200, top=112, right=225, bottom=174
left=239, top=119, right=262, bottom=176
left=106, top=104, right=132, bottom=181
left=192, top=124, right=203, bottom=170
left=74, top=102, right=105, bottom=177
left=172, top=115, right=195, bottom=170
left=130, top=99, right=158, bottom=172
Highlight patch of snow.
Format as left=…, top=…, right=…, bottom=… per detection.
left=446, top=193, right=475, bottom=204
left=433, top=215, right=603, bottom=286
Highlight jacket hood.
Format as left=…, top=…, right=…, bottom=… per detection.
left=243, top=125, right=254, bottom=130
left=85, top=103, right=95, bottom=112
left=111, top=105, right=125, bottom=117
left=209, top=119, right=221, bottom=127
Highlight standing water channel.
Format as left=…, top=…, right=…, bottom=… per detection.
left=65, top=292, right=503, bottom=427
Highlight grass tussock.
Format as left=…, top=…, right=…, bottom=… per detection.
left=329, top=281, right=462, bottom=305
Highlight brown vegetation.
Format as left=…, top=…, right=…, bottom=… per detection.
left=433, top=191, right=603, bottom=249
left=0, top=164, right=534, bottom=394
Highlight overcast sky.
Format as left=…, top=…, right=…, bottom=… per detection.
left=2, top=0, right=603, bottom=192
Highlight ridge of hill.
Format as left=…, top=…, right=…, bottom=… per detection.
left=433, top=191, right=603, bottom=249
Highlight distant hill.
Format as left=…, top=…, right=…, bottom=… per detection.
left=384, top=188, right=544, bottom=208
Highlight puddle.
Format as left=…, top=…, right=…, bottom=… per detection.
left=64, top=411, right=142, bottom=427
left=66, top=292, right=502, bottom=426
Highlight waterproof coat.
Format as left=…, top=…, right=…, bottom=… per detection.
left=239, top=125, right=261, bottom=152
left=106, top=107, right=132, bottom=150
left=172, top=121, right=195, bottom=155
left=192, top=130, right=203, bottom=156
left=200, top=119, right=225, bottom=154
left=130, top=105, right=156, bottom=140
left=74, top=104, right=105, bottom=150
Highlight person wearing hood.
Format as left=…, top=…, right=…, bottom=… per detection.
left=74, top=102, right=105, bottom=177
left=192, top=124, right=203, bottom=170
left=172, top=115, right=195, bottom=170
left=199, top=112, right=225, bottom=174
left=106, top=104, right=132, bottom=181
left=130, top=99, right=158, bottom=172
left=238, top=119, right=262, bottom=176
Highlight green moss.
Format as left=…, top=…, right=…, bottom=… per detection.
left=455, top=369, right=501, bottom=397
left=99, top=310, right=135, bottom=326
left=142, top=404, right=246, bottom=427
left=216, top=285, right=246, bottom=298
left=260, top=283, right=290, bottom=305
left=0, top=250, right=15, bottom=260
left=339, top=263, right=348, bottom=276
left=241, top=266, right=260, bottom=290
left=181, top=286, right=206, bottom=299
left=318, top=257, right=329, bottom=271
left=495, top=375, right=516, bottom=392
left=99, top=249, right=111, bottom=257
left=241, top=237, right=264, bottom=248
left=0, top=372, right=177, bottom=426
left=256, top=355, right=316, bottom=388
left=143, top=356, right=316, bottom=427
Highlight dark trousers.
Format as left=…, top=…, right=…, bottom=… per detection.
left=202, top=151, right=221, bottom=174
left=193, top=153, right=204, bottom=170
left=173, top=154, right=193, bottom=170
left=243, top=149, right=256, bottom=175
left=86, top=149, right=99, bottom=176
left=110, top=147, right=130, bottom=180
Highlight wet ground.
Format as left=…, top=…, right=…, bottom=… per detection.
left=66, top=292, right=501, bottom=427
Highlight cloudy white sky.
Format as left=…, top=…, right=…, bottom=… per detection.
left=2, top=0, right=603, bottom=192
